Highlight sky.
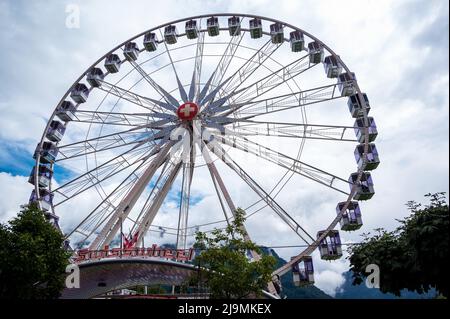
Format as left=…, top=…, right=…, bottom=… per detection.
left=0, top=0, right=448, bottom=297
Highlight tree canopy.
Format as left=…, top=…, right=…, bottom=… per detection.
left=191, top=208, right=276, bottom=299
left=0, top=203, right=70, bottom=299
left=348, top=192, right=449, bottom=297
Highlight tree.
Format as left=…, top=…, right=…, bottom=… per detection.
left=190, top=208, right=276, bottom=299
left=0, top=203, right=71, bottom=299
left=348, top=192, right=449, bottom=297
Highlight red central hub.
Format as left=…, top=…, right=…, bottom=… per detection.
left=177, top=102, right=199, bottom=121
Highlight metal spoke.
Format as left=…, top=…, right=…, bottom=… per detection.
left=201, top=139, right=314, bottom=244
left=202, top=39, right=281, bottom=114
left=99, top=79, right=177, bottom=113
left=190, top=29, right=205, bottom=101
left=56, top=123, right=174, bottom=162
left=205, top=22, right=246, bottom=97
left=205, top=118, right=356, bottom=142
left=213, top=82, right=346, bottom=119
left=73, top=110, right=177, bottom=127
left=54, top=138, right=168, bottom=207
left=211, top=132, right=351, bottom=195
left=88, top=141, right=175, bottom=250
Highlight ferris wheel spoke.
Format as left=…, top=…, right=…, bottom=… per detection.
left=88, top=141, right=176, bottom=249
left=206, top=119, right=356, bottom=142
left=98, top=79, right=176, bottom=113
left=57, top=126, right=173, bottom=162
left=54, top=140, right=167, bottom=207
left=214, top=82, right=346, bottom=119
left=72, top=110, right=177, bottom=127
left=211, top=133, right=351, bottom=195
left=64, top=145, right=169, bottom=244
left=201, top=139, right=314, bottom=244
left=56, top=121, right=173, bottom=161
left=205, top=23, right=246, bottom=97
left=202, top=39, right=281, bottom=114
left=190, top=30, right=205, bottom=101
left=132, top=155, right=183, bottom=246
left=207, top=53, right=314, bottom=116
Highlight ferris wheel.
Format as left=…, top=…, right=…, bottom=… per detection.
left=29, top=13, right=379, bottom=292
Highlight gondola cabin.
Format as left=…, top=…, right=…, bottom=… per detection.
left=46, top=120, right=66, bottom=142
left=354, top=116, right=378, bottom=143
left=349, top=172, right=375, bottom=200
left=324, top=55, right=342, bottom=78
left=164, top=25, right=178, bottom=44
left=308, top=41, right=324, bottom=64
left=348, top=93, right=370, bottom=118
left=207, top=16, right=220, bottom=36
left=290, top=30, right=305, bottom=52
left=185, top=20, right=198, bottom=39
left=228, top=16, right=241, bottom=36
left=354, top=143, right=380, bottom=171
left=270, top=23, right=284, bottom=44
left=123, top=42, right=139, bottom=61
left=143, top=32, right=158, bottom=51
left=337, top=201, right=363, bottom=231
left=86, top=68, right=105, bottom=87
left=104, top=53, right=121, bottom=73
left=249, top=18, right=263, bottom=39
left=28, top=165, right=53, bottom=188
left=29, top=188, right=54, bottom=211
left=317, top=230, right=342, bottom=260
left=33, top=142, right=58, bottom=164
left=292, top=256, right=314, bottom=286
left=338, top=72, right=356, bottom=96
left=56, top=100, right=77, bottom=122
left=70, top=83, right=89, bottom=104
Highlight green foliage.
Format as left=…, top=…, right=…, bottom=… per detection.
left=0, top=203, right=71, bottom=299
left=348, top=192, right=449, bottom=297
left=191, top=208, right=276, bottom=299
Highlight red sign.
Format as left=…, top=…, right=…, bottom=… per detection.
left=177, top=102, right=199, bottom=121
left=74, top=244, right=195, bottom=263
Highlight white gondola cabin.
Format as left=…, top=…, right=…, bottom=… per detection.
left=317, top=230, right=342, bottom=260
left=228, top=16, right=241, bottom=36
left=86, top=68, right=105, bottom=87
left=207, top=16, right=220, bottom=36
left=292, top=256, right=314, bottom=286
left=124, top=42, right=140, bottom=61
left=28, top=165, right=53, bottom=188
left=29, top=188, right=54, bottom=211
left=290, top=30, right=305, bottom=52
left=164, top=25, right=178, bottom=44
left=354, top=116, right=378, bottom=143
left=70, top=83, right=89, bottom=104
left=270, top=23, right=284, bottom=44
left=33, top=142, right=58, bottom=164
left=348, top=93, right=370, bottom=118
left=354, top=143, right=380, bottom=171
left=104, top=54, right=121, bottom=73
left=349, top=172, right=375, bottom=201
left=308, top=41, right=324, bottom=64
left=324, top=55, right=342, bottom=78
left=249, top=18, right=263, bottom=39
left=185, top=20, right=198, bottom=39
left=56, top=100, right=77, bottom=122
left=46, top=120, right=66, bottom=142
left=143, top=32, right=158, bottom=51
left=337, top=201, right=363, bottom=231
left=338, top=72, right=356, bottom=96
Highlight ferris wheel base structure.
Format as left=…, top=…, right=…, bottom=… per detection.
left=61, top=258, right=195, bottom=299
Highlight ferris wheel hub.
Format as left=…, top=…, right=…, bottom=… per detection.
left=176, top=102, right=199, bottom=121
